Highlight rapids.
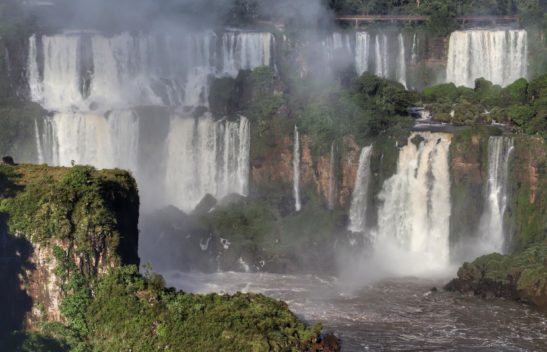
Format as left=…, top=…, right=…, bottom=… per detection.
left=165, top=272, right=547, bottom=351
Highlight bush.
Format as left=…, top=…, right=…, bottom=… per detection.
left=422, top=83, right=460, bottom=103
left=508, top=105, right=535, bottom=127
left=502, top=78, right=529, bottom=105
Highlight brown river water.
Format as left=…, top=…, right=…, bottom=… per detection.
left=164, top=272, right=547, bottom=352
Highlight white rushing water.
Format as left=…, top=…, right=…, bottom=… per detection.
left=478, top=136, right=514, bottom=253
left=322, top=32, right=353, bottom=63
left=165, top=115, right=250, bottom=212
left=446, top=29, right=528, bottom=88
left=348, top=146, right=373, bottom=233
left=164, top=271, right=547, bottom=351
left=354, top=32, right=408, bottom=87
left=373, top=132, right=452, bottom=274
left=30, top=31, right=272, bottom=211
left=41, top=110, right=140, bottom=171
left=293, top=125, right=301, bottom=212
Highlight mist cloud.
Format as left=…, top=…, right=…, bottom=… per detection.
left=29, top=0, right=331, bottom=32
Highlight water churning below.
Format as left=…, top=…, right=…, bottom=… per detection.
left=165, top=272, right=547, bottom=352
left=373, top=132, right=452, bottom=275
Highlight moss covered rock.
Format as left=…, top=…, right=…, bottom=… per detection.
left=0, top=164, right=140, bottom=332
left=446, top=241, right=547, bottom=310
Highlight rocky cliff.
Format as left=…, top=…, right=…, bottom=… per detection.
left=0, top=164, right=139, bottom=332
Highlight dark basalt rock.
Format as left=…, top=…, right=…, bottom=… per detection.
left=310, top=333, right=341, bottom=352
left=193, top=193, right=218, bottom=215
left=445, top=242, right=547, bottom=310
left=1, top=156, right=15, bottom=165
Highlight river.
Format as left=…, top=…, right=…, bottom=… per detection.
left=164, top=271, right=547, bottom=351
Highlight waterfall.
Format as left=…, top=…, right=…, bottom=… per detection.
left=373, top=132, right=452, bottom=274
left=354, top=32, right=407, bottom=86
left=355, top=32, right=370, bottom=75
left=322, top=32, right=353, bottom=62
left=29, top=31, right=273, bottom=110
left=410, top=33, right=418, bottom=65
left=374, top=35, right=385, bottom=78
left=29, top=30, right=270, bottom=211
left=478, top=136, right=514, bottom=253
left=328, top=142, right=336, bottom=210
left=446, top=29, right=528, bottom=87
left=220, top=32, right=273, bottom=77
left=41, top=110, right=140, bottom=171
left=165, top=115, right=250, bottom=212
left=348, top=146, right=373, bottom=233
left=293, top=126, right=301, bottom=212
left=396, top=34, right=407, bottom=88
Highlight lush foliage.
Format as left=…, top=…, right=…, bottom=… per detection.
left=448, top=241, right=547, bottom=309
left=508, top=135, right=547, bottom=251
left=296, top=73, right=415, bottom=154
left=85, top=266, right=320, bottom=352
left=0, top=165, right=324, bottom=351
left=422, top=75, right=547, bottom=139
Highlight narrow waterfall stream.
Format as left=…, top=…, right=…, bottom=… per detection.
left=348, top=146, right=373, bottom=233
left=478, top=136, right=514, bottom=253
left=293, top=125, right=301, bottom=212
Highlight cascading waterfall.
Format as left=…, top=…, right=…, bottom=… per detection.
left=322, top=32, right=353, bottom=63
left=478, top=136, right=514, bottom=253
left=165, top=115, right=250, bottom=212
left=410, top=33, right=418, bottom=65
left=355, top=32, right=370, bottom=75
left=354, top=32, right=407, bottom=87
left=293, top=126, right=301, bottom=212
left=446, top=29, right=528, bottom=87
left=374, top=34, right=388, bottom=78
left=30, top=31, right=272, bottom=211
left=348, top=146, right=373, bottom=233
left=396, top=33, right=407, bottom=88
left=39, top=110, right=140, bottom=171
left=373, top=132, right=452, bottom=274
left=221, top=32, right=273, bottom=77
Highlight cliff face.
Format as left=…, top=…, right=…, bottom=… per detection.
left=0, top=164, right=139, bottom=331
left=252, top=129, right=362, bottom=211
left=509, top=136, right=547, bottom=250
left=449, top=129, right=487, bottom=252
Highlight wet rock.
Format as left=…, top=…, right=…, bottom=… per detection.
left=1, top=156, right=15, bottom=165
left=193, top=194, right=217, bottom=215
left=445, top=242, right=547, bottom=311
left=310, top=333, right=341, bottom=352
left=218, top=193, right=247, bottom=208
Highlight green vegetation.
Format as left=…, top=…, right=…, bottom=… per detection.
left=422, top=75, right=547, bottom=139
left=327, top=0, right=546, bottom=25
left=296, top=73, right=415, bottom=155
left=448, top=128, right=490, bottom=248
left=198, top=195, right=346, bottom=272
left=508, top=136, right=547, bottom=251
left=0, top=332, right=69, bottom=352
left=447, top=241, right=547, bottom=309
left=71, top=266, right=320, bottom=352
left=0, top=164, right=326, bottom=351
